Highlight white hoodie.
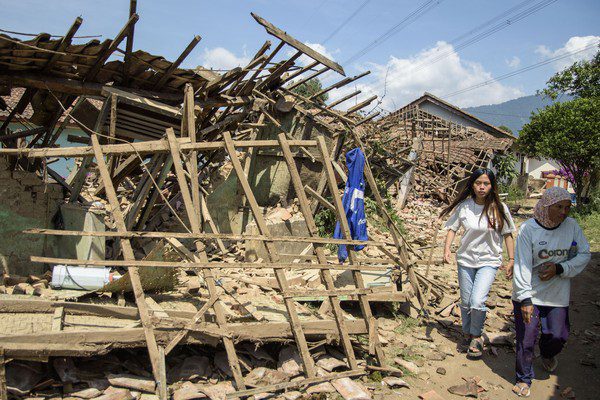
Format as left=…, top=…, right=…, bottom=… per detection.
left=512, top=217, right=591, bottom=307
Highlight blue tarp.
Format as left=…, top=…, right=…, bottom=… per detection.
left=333, top=147, right=368, bottom=262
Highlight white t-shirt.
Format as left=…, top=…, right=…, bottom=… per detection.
left=445, top=198, right=516, bottom=268
left=512, top=217, right=591, bottom=307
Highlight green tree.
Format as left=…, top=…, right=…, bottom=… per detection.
left=291, top=78, right=329, bottom=104
left=540, top=47, right=600, bottom=100
left=518, top=97, right=600, bottom=203
left=492, top=152, right=518, bottom=185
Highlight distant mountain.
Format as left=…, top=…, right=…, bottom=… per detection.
left=464, top=94, right=572, bottom=135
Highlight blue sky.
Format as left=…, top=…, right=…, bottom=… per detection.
left=1, top=0, right=598, bottom=110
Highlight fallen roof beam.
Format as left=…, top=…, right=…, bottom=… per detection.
left=30, top=256, right=395, bottom=271
left=280, top=60, right=319, bottom=85
left=251, top=12, right=345, bottom=75
left=285, top=66, right=329, bottom=90
left=153, top=35, right=202, bottom=90
left=324, top=90, right=361, bottom=110
left=25, top=228, right=385, bottom=246
left=43, top=17, right=83, bottom=73
left=344, top=95, right=378, bottom=115
left=0, top=72, right=186, bottom=101
left=0, top=138, right=319, bottom=158
left=122, top=0, right=137, bottom=84
left=309, top=71, right=370, bottom=100
left=85, top=14, right=139, bottom=81
left=0, top=126, right=45, bottom=142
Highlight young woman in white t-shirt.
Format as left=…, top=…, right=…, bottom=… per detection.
left=441, top=169, right=516, bottom=358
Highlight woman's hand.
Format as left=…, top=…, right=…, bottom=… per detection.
left=444, top=248, right=453, bottom=264
left=521, top=304, right=534, bottom=324
left=538, top=262, right=557, bottom=281
left=503, top=259, right=514, bottom=279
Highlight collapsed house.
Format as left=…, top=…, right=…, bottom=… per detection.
left=0, top=10, right=438, bottom=400
left=362, top=92, right=514, bottom=207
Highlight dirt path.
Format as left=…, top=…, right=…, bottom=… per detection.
left=382, top=215, right=600, bottom=399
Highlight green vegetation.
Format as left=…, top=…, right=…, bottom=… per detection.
left=518, top=49, right=600, bottom=204
left=367, top=371, right=383, bottom=383
left=500, top=183, right=526, bottom=204
left=572, top=187, right=600, bottom=252
left=393, top=315, right=419, bottom=335
left=493, top=152, right=518, bottom=185
left=540, top=48, right=600, bottom=100
left=290, top=78, right=329, bottom=104
left=518, top=97, right=600, bottom=204
left=574, top=212, right=600, bottom=252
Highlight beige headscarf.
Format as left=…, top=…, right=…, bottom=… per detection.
left=534, top=187, right=572, bottom=228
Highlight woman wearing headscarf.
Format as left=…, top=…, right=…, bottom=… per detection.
left=512, top=187, right=591, bottom=397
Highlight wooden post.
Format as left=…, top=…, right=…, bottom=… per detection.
left=223, top=131, right=317, bottom=378
left=90, top=134, right=166, bottom=399
left=165, top=128, right=247, bottom=391
left=315, top=136, right=385, bottom=365
left=278, top=133, right=358, bottom=370
left=0, top=348, right=7, bottom=400
left=69, top=98, right=112, bottom=203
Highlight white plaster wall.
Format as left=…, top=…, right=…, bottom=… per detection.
left=527, top=158, right=561, bottom=179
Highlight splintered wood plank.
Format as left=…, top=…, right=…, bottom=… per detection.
left=316, top=136, right=385, bottom=365
left=346, top=131, right=425, bottom=308
left=182, top=84, right=202, bottom=231
left=251, top=13, right=344, bottom=76
left=277, top=133, right=358, bottom=370
left=52, top=306, right=64, bottom=331
left=0, top=139, right=319, bottom=158
left=107, top=93, right=119, bottom=175
left=222, top=131, right=316, bottom=378
left=165, top=128, right=246, bottom=391
left=89, top=134, right=165, bottom=399
left=154, top=36, right=201, bottom=90
left=69, top=99, right=112, bottom=203
left=0, top=349, right=7, bottom=400
left=226, top=369, right=365, bottom=399
left=25, top=228, right=384, bottom=246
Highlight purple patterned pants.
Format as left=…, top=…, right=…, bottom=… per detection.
left=513, top=301, right=570, bottom=385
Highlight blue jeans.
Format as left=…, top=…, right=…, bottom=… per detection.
left=457, top=265, right=498, bottom=337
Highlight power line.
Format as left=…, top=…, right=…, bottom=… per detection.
left=448, top=0, right=532, bottom=45
left=409, top=0, right=558, bottom=74
left=301, top=0, right=330, bottom=29
left=441, top=41, right=599, bottom=98
left=322, top=0, right=372, bottom=44
left=365, top=0, right=558, bottom=95
left=342, top=0, right=444, bottom=66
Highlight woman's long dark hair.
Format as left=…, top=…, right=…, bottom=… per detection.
left=440, top=169, right=509, bottom=231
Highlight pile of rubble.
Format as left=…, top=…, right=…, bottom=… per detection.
left=0, top=6, right=438, bottom=400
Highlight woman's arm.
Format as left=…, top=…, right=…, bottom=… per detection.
left=503, top=233, right=515, bottom=278
left=513, top=224, right=534, bottom=303
left=559, top=222, right=591, bottom=278
left=444, top=229, right=456, bottom=264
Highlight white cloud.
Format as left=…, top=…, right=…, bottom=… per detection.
left=536, top=36, right=600, bottom=71
left=200, top=47, right=250, bottom=70
left=290, top=42, right=339, bottom=68
left=506, top=56, right=521, bottom=68
left=328, top=41, right=524, bottom=110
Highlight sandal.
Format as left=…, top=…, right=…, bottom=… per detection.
left=542, top=356, right=558, bottom=372
left=512, top=382, right=531, bottom=397
left=467, top=337, right=484, bottom=358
